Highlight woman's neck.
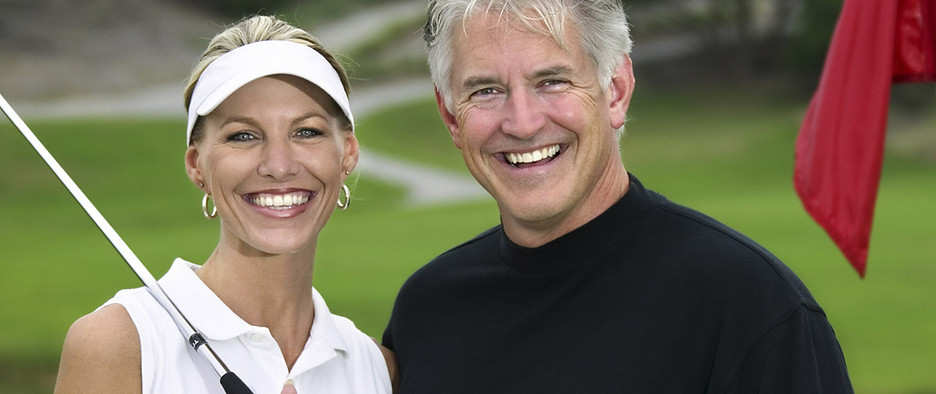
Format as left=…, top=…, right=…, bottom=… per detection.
left=197, top=244, right=317, bottom=369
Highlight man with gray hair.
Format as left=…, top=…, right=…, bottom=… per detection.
left=383, top=0, right=853, bottom=392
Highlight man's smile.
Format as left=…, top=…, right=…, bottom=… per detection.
left=503, top=144, right=561, bottom=167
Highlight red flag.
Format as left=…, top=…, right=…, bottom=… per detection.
left=794, top=0, right=935, bottom=277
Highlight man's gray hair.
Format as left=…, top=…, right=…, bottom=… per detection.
left=424, top=0, right=632, bottom=111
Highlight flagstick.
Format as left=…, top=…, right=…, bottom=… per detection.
left=0, top=92, right=252, bottom=394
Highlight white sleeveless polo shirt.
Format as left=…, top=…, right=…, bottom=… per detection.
left=103, top=258, right=391, bottom=393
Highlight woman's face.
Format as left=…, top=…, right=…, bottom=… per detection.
left=185, top=74, right=358, bottom=257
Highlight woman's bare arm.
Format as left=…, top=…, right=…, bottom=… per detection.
left=54, top=304, right=142, bottom=394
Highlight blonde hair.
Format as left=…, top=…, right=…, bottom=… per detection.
left=184, top=15, right=351, bottom=143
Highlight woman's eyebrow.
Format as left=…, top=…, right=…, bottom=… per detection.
left=220, top=116, right=258, bottom=127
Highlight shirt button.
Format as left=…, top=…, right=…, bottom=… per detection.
left=249, top=333, right=264, bottom=343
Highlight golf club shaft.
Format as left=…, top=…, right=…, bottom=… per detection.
left=0, top=92, right=247, bottom=391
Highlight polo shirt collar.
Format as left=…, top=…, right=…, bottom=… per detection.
left=158, top=258, right=350, bottom=355
left=308, top=287, right=351, bottom=354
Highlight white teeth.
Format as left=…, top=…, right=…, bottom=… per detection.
left=506, top=144, right=560, bottom=165
left=251, top=192, right=310, bottom=209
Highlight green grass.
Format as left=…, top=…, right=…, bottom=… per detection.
left=356, top=97, right=468, bottom=172
left=1, top=83, right=934, bottom=393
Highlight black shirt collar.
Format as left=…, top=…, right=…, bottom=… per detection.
left=499, top=174, right=659, bottom=274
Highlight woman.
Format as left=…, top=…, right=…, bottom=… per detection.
left=54, top=15, right=397, bottom=393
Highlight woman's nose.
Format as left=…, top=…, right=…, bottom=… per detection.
left=258, top=137, right=300, bottom=180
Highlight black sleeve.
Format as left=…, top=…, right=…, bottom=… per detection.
left=723, top=304, right=854, bottom=393
left=381, top=321, right=395, bottom=351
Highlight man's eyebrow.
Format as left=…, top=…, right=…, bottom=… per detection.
left=459, top=65, right=573, bottom=91
left=462, top=76, right=500, bottom=91
left=532, top=65, right=573, bottom=79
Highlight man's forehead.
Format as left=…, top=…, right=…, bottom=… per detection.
left=458, top=7, right=572, bottom=42
left=453, top=15, right=572, bottom=56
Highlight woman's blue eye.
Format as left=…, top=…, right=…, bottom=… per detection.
left=296, top=128, right=322, bottom=138
left=227, top=132, right=255, bottom=142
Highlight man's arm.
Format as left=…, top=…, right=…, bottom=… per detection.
left=724, top=304, right=854, bottom=393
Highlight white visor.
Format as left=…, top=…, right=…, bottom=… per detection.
left=186, top=40, right=353, bottom=145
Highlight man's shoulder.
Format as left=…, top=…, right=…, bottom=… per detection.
left=429, top=224, right=502, bottom=265
left=642, top=195, right=820, bottom=308
left=394, top=225, right=501, bottom=293
left=656, top=198, right=776, bottom=259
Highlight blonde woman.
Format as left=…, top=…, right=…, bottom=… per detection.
left=55, top=15, right=397, bottom=393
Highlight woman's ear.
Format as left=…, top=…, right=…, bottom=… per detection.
left=608, top=54, right=635, bottom=129
left=342, top=131, right=360, bottom=178
left=435, top=86, right=463, bottom=150
left=185, top=145, right=207, bottom=193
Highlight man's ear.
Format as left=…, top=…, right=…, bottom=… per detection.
left=184, top=145, right=207, bottom=193
left=608, top=55, right=635, bottom=129
left=435, top=86, right=463, bottom=150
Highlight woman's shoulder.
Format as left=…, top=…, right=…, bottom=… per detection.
left=65, top=304, right=140, bottom=357
left=55, top=304, right=142, bottom=393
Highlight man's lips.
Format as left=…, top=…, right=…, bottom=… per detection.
left=243, top=190, right=313, bottom=210
left=503, top=144, right=561, bottom=167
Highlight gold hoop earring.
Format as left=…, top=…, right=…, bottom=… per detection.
left=336, top=184, right=351, bottom=210
left=202, top=193, right=217, bottom=219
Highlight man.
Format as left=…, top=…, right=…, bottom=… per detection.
left=383, top=0, right=854, bottom=392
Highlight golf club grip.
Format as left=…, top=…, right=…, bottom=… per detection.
left=220, top=372, right=254, bottom=394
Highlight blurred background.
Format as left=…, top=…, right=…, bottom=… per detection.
left=1, top=0, right=933, bottom=392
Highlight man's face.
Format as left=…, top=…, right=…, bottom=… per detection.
left=437, top=13, right=633, bottom=245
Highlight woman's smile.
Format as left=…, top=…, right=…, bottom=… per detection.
left=244, top=190, right=314, bottom=209
left=241, top=189, right=316, bottom=219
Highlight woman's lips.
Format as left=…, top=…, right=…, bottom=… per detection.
left=243, top=190, right=313, bottom=210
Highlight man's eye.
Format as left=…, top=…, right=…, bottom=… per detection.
left=542, top=79, right=568, bottom=88
left=471, top=87, right=500, bottom=98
